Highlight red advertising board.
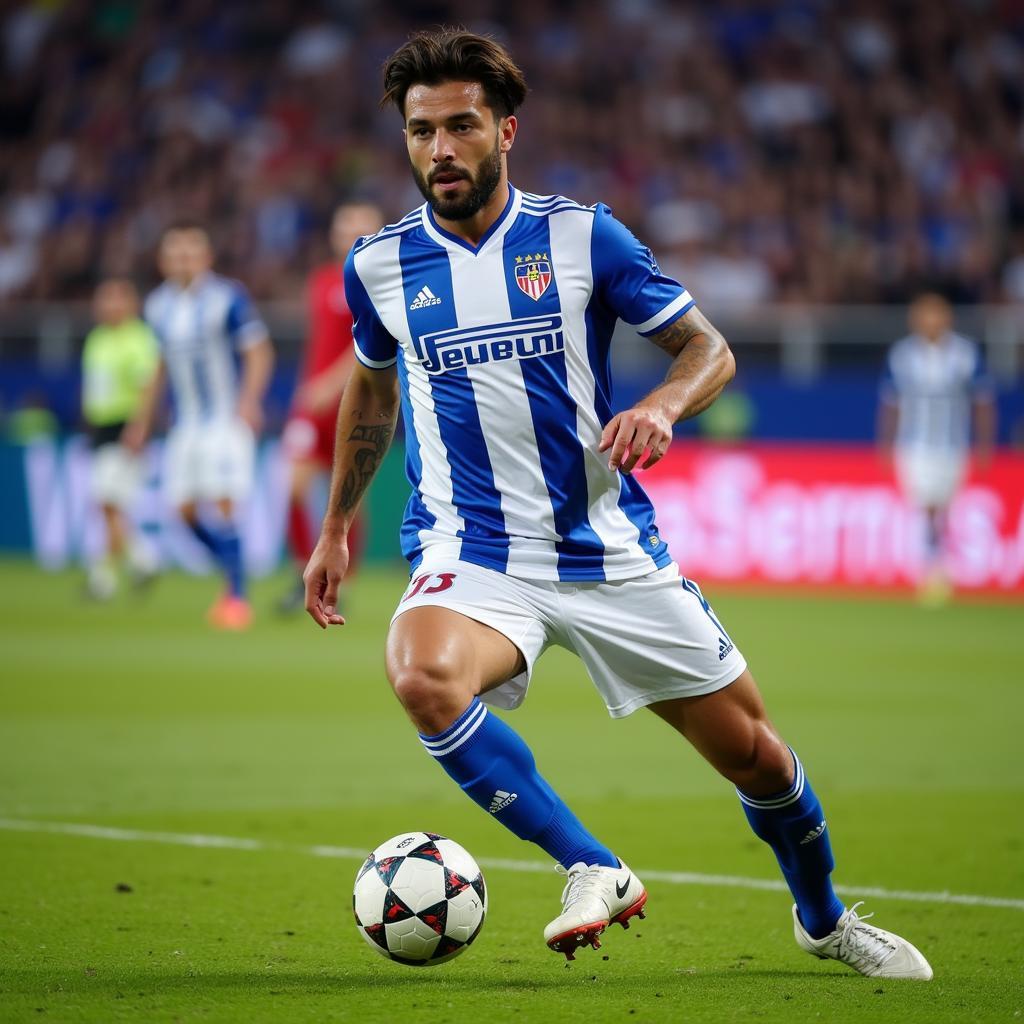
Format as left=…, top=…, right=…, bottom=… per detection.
left=641, top=443, right=1024, bottom=595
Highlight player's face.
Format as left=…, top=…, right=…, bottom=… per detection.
left=330, top=204, right=384, bottom=259
left=404, top=80, right=515, bottom=222
left=158, top=229, right=213, bottom=285
left=93, top=280, right=137, bottom=325
left=909, top=296, right=952, bottom=341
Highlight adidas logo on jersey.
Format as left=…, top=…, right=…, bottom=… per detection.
left=800, top=819, right=827, bottom=845
left=718, top=636, right=734, bottom=661
left=489, top=789, right=518, bottom=814
left=409, top=285, right=442, bottom=310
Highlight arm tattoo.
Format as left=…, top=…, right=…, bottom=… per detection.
left=648, top=306, right=718, bottom=357
left=641, top=305, right=734, bottom=423
left=335, top=423, right=393, bottom=514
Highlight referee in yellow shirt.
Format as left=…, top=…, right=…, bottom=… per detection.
left=81, top=279, right=159, bottom=598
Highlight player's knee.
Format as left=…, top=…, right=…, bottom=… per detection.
left=388, top=663, right=470, bottom=734
left=726, top=723, right=793, bottom=795
left=389, top=666, right=433, bottom=712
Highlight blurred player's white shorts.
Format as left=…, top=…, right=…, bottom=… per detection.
left=895, top=448, right=967, bottom=508
left=391, top=559, right=747, bottom=718
left=91, top=443, right=145, bottom=509
left=163, top=418, right=254, bottom=506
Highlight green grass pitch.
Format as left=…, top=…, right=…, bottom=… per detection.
left=0, top=560, right=1021, bottom=1023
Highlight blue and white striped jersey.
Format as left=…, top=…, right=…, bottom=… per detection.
left=144, top=272, right=268, bottom=424
left=346, top=185, right=695, bottom=582
left=883, top=332, right=990, bottom=453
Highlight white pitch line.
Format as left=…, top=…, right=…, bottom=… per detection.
left=2, top=817, right=1022, bottom=912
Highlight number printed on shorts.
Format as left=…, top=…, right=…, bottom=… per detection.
left=402, top=572, right=457, bottom=602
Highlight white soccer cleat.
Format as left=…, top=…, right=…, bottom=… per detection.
left=793, top=902, right=933, bottom=980
left=86, top=562, right=117, bottom=601
left=128, top=544, right=160, bottom=591
left=544, top=859, right=647, bottom=960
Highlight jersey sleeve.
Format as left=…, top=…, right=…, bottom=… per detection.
left=879, top=345, right=899, bottom=403
left=344, top=246, right=397, bottom=369
left=966, top=339, right=995, bottom=400
left=142, top=292, right=165, bottom=349
left=225, top=283, right=269, bottom=350
left=80, top=327, right=99, bottom=401
left=590, top=204, right=694, bottom=336
left=132, top=321, right=161, bottom=387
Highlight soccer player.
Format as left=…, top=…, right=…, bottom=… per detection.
left=127, top=222, right=274, bottom=630
left=278, top=202, right=385, bottom=613
left=304, top=30, right=932, bottom=979
left=879, top=292, right=996, bottom=604
left=81, top=278, right=160, bottom=599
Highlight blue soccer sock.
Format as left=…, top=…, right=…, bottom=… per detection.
left=738, top=749, right=845, bottom=939
left=188, top=518, right=246, bottom=598
left=923, top=511, right=943, bottom=566
left=419, top=698, right=617, bottom=869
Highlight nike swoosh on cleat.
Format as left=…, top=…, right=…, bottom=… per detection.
left=615, top=878, right=630, bottom=900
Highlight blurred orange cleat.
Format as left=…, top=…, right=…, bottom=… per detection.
left=207, top=595, right=253, bottom=631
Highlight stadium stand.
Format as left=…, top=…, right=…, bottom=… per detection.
left=2, top=0, right=1023, bottom=306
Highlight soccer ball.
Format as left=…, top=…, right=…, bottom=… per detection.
left=352, top=831, right=487, bottom=966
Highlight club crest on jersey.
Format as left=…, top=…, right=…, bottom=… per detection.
left=514, top=252, right=553, bottom=301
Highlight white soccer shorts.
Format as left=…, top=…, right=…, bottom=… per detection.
left=91, top=442, right=145, bottom=509
left=895, top=448, right=967, bottom=509
left=391, top=559, right=747, bottom=718
left=163, top=418, right=255, bottom=506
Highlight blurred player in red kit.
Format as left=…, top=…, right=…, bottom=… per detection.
left=279, top=202, right=384, bottom=611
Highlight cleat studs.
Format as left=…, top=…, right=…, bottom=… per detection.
left=621, top=920, right=630, bottom=930
left=638, top=909, right=646, bottom=919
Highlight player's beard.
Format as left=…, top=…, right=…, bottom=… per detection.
left=412, top=136, right=502, bottom=221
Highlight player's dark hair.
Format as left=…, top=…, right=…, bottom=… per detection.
left=96, top=276, right=139, bottom=294
left=382, top=28, right=527, bottom=120
left=161, top=218, right=210, bottom=240
left=910, top=289, right=952, bottom=308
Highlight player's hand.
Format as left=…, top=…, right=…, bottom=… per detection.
left=298, top=375, right=343, bottom=415
left=120, top=420, right=147, bottom=454
left=237, top=396, right=264, bottom=434
left=303, top=533, right=349, bottom=629
left=598, top=406, right=673, bottom=474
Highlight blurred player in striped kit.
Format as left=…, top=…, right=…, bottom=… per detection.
left=879, top=293, right=996, bottom=604
left=81, top=278, right=160, bottom=599
left=127, top=222, right=274, bottom=630
left=278, top=202, right=384, bottom=613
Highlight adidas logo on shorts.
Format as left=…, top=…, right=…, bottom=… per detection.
left=489, top=789, right=518, bottom=814
left=409, top=285, right=442, bottom=310
left=718, top=636, right=734, bottom=661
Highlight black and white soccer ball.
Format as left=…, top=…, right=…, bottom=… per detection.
left=352, top=832, right=487, bottom=966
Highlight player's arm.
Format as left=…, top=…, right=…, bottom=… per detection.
left=600, top=306, right=735, bottom=474
left=121, top=358, right=167, bottom=452
left=79, top=331, right=97, bottom=426
left=973, top=392, right=997, bottom=469
left=876, top=349, right=899, bottom=463
left=296, top=350, right=356, bottom=414
left=224, top=284, right=274, bottom=431
left=236, top=335, right=274, bottom=433
left=877, top=394, right=898, bottom=462
left=304, top=360, right=400, bottom=628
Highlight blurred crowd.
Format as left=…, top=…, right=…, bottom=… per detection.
left=3, top=0, right=1024, bottom=308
